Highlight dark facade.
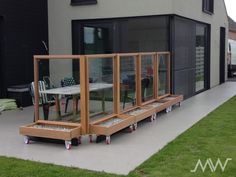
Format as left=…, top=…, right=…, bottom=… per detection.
left=72, top=15, right=210, bottom=99
left=0, top=0, right=48, bottom=97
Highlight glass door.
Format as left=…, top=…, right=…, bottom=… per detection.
left=195, top=24, right=207, bottom=92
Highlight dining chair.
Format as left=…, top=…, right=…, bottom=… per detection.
left=61, top=77, right=80, bottom=113
left=29, top=81, right=55, bottom=121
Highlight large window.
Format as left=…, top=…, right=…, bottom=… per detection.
left=72, top=16, right=169, bottom=55
left=203, top=0, right=214, bottom=14
left=118, top=17, right=169, bottom=53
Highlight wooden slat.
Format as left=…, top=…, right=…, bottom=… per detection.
left=136, top=54, right=142, bottom=106
left=37, top=120, right=81, bottom=127
left=115, top=55, right=120, bottom=114
left=85, top=54, right=116, bottom=59
left=119, top=53, right=139, bottom=57
left=80, top=56, right=89, bottom=134
left=34, top=57, right=39, bottom=121
left=34, top=55, right=81, bottom=59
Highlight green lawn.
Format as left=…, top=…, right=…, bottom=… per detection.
left=1, top=96, right=236, bottom=177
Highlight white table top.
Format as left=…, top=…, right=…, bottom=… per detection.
left=40, top=83, right=113, bottom=95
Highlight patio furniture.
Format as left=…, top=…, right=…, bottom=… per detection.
left=141, top=77, right=150, bottom=102
left=61, top=77, right=79, bottom=113
left=43, top=76, right=56, bottom=89
left=40, top=83, right=113, bottom=118
left=7, top=84, right=32, bottom=108
left=122, top=75, right=136, bottom=109
left=29, top=81, right=55, bottom=121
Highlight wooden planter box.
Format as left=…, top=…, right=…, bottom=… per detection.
left=89, top=115, right=135, bottom=144
left=19, top=120, right=81, bottom=150
left=146, top=101, right=169, bottom=113
left=159, top=95, right=183, bottom=108
left=122, top=106, right=155, bottom=124
left=90, top=115, right=135, bottom=136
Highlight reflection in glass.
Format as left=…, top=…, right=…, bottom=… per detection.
left=120, top=56, right=136, bottom=110
left=141, top=56, right=154, bottom=102
left=38, top=59, right=81, bottom=122
left=88, top=58, right=114, bottom=122
left=195, top=25, right=206, bottom=92
left=83, top=26, right=111, bottom=54
left=158, top=55, right=169, bottom=96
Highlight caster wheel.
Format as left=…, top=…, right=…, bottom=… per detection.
left=65, top=141, right=72, bottom=150
left=24, top=136, right=30, bottom=144
left=153, top=114, right=157, bottom=120
left=133, top=123, right=138, bottom=131
left=150, top=115, right=154, bottom=122
left=128, top=125, right=133, bottom=133
left=106, top=136, right=111, bottom=145
left=78, top=136, right=82, bottom=145
left=166, top=108, right=169, bottom=113
left=166, top=107, right=171, bottom=113
left=89, top=135, right=93, bottom=143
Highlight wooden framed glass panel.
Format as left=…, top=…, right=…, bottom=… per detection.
left=87, top=55, right=116, bottom=123
left=36, top=57, right=81, bottom=122
left=119, top=54, right=138, bottom=112
left=157, top=53, right=170, bottom=99
left=140, top=54, right=155, bottom=104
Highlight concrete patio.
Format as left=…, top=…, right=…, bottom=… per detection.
left=0, top=82, right=236, bottom=175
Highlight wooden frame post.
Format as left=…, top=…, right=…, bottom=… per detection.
left=34, top=56, right=40, bottom=121
left=136, top=54, right=142, bottom=106
left=114, top=54, right=120, bottom=114
left=153, top=53, right=158, bottom=99
left=80, top=56, right=89, bottom=134
left=167, top=53, right=171, bottom=94
left=156, top=53, right=160, bottom=99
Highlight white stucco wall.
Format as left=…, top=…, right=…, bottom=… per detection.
left=48, top=0, right=228, bottom=88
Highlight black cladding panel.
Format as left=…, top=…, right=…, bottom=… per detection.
left=172, top=16, right=197, bottom=98
left=0, top=0, right=48, bottom=97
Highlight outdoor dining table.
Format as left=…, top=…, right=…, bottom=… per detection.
left=40, top=83, right=113, bottom=118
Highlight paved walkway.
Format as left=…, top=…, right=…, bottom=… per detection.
left=0, top=82, right=236, bottom=175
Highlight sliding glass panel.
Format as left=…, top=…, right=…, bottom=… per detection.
left=158, top=54, right=169, bottom=97
left=141, top=55, right=154, bottom=102
left=120, top=56, right=136, bottom=111
left=88, top=57, right=114, bottom=122
left=195, top=24, right=206, bottom=92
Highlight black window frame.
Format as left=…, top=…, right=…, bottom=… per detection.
left=202, top=0, right=214, bottom=14
left=71, top=0, right=97, bottom=6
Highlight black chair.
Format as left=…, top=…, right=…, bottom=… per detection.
left=141, top=77, right=150, bottom=102
left=61, top=77, right=79, bottom=113
left=122, top=75, right=136, bottom=109
left=29, top=81, right=55, bottom=121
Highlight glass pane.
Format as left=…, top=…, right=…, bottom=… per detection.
left=118, top=16, right=169, bottom=52
left=38, top=58, right=80, bottom=122
left=141, top=55, right=154, bottom=102
left=83, top=26, right=112, bottom=54
left=120, top=56, right=136, bottom=110
left=195, top=25, right=206, bottom=92
left=229, top=39, right=236, bottom=65
left=158, top=54, right=169, bottom=96
left=88, top=58, right=114, bottom=122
